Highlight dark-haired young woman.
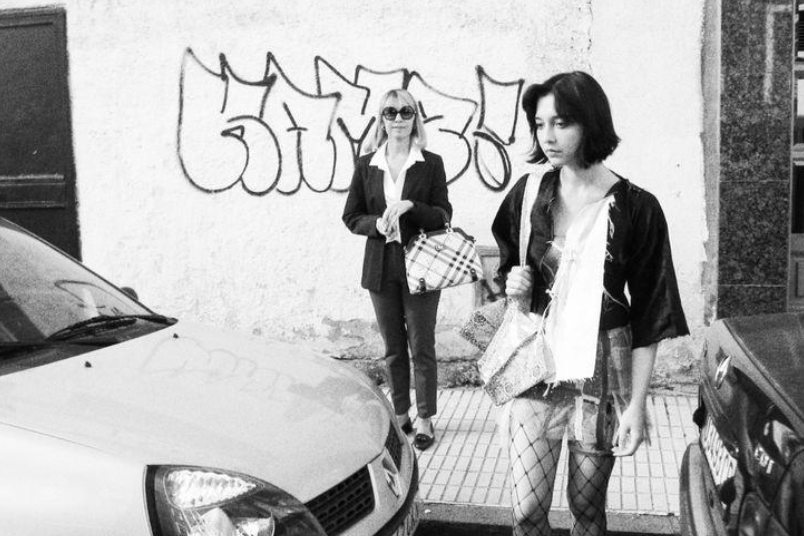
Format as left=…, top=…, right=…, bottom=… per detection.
left=491, top=71, right=689, bottom=535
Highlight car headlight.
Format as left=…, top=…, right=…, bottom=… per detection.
left=147, top=466, right=326, bottom=536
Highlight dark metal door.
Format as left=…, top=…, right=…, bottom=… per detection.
left=0, top=7, right=79, bottom=259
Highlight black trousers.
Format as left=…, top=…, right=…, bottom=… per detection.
left=369, top=242, right=440, bottom=418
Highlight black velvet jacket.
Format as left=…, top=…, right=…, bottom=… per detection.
left=342, top=150, right=452, bottom=292
left=491, top=169, right=689, bottom=349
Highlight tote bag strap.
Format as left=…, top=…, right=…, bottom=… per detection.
left=518, top=168, right=549, bottom=265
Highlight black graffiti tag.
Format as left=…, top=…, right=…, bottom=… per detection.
left=178, top=48, right=524, bottom=195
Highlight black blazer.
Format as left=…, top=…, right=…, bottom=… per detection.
left=342, top=149, right=453, bottom=291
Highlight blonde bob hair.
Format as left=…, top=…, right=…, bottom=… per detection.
left=366, top=88, right=428, bottom=152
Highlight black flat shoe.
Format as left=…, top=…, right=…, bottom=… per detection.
left=413, top=423, right=435, bottom=450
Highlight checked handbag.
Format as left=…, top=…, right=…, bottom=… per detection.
left=404, top=223, right=483, bottom=294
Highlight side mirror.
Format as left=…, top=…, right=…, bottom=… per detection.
left=120, top=286, right=139, bottom=301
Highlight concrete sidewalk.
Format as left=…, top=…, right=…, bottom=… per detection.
left=397, top=388, right=699, bottom=535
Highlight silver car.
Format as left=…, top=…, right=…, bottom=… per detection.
left=0, top=217, right=420, bottom=536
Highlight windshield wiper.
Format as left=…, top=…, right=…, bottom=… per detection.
left=0, top=338, right=119, bottom=357
left=46, top=314, right=177, bottom=342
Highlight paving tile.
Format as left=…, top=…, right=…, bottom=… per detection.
left=477, top=472, right=493, bottom=488
left=664, top=477, right=680, bottom=494
left=635, top=449, right=649, bottom=464
left=636, top=477, right=651, bottom=494
left=481, top=456, right=498, bottom=473
left=638, top=493, right=654, bottom=511
left=443, top=485, right=461, bottom=502
left=622, top=494, right=637, bottom=510
left=456, top=486, right=475, bottom=503
left=649, top=463, right=664, bottom=477
left=661, top=447, right=678, bottom=463
left=434, top=471, right=450, bottom=486
left=667, top=497, right=680, bottom=513
left=621, top=477, right=635, bottom=493
left=673, top=437, right=689, bottom=451
left=620, top=459, right=635, bottom=476
left=653, top=493, right=669, bottom=512
left=453, top=456, right=471, bottom=473
left=464, top=469, right=481, bottom=484
left=471, top=488, right=487, bottom=504
left=476, top=450, right=496, bottom=470
left=429, top=453, right=447, bottom=468
left=636, top=463, right=650, bottom=480
left=610, top=462, right=622, bottom=476
left=420, top=468, right=436, bottom=485
left=491, top=471, right=507, bottom=488
left=446, top=470, right=465, bottom=488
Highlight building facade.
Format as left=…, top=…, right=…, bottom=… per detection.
left=0, top=0, right=794, bottom=383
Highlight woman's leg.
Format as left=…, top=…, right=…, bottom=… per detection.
left=565, top=394, right=618, bottom=536
left=369, top=282, right=410, bottom=416
left=509, top=397, right=566, bottom=536
left=401, top=289, right=440, bottom=420
left=566, top=448, right=615, bottom=536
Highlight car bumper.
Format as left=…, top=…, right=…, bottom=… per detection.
left=679, top=443, right=726, bottom=536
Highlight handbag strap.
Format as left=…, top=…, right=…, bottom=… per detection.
left=519, top=168, right=548, bottom=265
left=416, top=206, right=451, bottom=237
left=509, top=168, right=549, bottom=312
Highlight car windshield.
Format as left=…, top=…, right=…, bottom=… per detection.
left=0, top=219, right=158, bottom=345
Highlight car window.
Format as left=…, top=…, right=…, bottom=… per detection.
left=0, top=220, right=152, bottom=341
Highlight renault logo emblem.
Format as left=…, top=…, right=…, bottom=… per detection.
left=715, top=355, right=731, bottom=389
left=382, top=453, right=401, bottom=498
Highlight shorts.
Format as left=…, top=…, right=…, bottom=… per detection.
left=509, top=383, right=618, bottom=456
left=508, top=325, right=640, bottom=456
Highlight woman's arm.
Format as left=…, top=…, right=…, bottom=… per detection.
left=342, top=159, right=382, bottom=237
left=613, top=343, right=657, bottom=456
left=625, top=189, right=689, bottom=347
left=491, top=175, right=529, bottom=292
left=401, top=154, right=452, bottom=231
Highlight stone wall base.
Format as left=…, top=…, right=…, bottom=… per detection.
left=296, top=318, right=702, bottom=394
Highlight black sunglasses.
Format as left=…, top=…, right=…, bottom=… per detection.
left=382, top=106, right=416, bottom=120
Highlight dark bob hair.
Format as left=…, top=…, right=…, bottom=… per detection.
left=522, top=71, right=620, bottom=167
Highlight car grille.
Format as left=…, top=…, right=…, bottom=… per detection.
left=386, top=423, right=403, bottom=468
left=305, top=466, right=375, bottom=535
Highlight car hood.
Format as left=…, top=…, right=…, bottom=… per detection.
left=0, top=321, right=390, bottom=501
left=725, top=313, right=804, bottom=428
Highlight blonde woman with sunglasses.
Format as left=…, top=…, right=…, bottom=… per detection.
left=342, top=89, right=452, bottom=450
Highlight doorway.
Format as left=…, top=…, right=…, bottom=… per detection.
left=0, top=7, right=80, bottom=259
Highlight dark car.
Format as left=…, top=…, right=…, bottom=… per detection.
left=680, top=313, right=804, bottom=536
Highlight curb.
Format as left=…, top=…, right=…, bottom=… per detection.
left=418, top=502, right=681, bottom=535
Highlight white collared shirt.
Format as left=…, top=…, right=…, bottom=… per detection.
left=369, top=142, right=425, bottom=243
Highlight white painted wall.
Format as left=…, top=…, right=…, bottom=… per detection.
left=3, top=0, right=707, bottom=349
left=591, top=1, right=707, bottom=334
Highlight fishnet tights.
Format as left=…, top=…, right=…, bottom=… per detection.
left=510, top=406, right=615, bottom=535
left=567, top=449, right=615, bottom=535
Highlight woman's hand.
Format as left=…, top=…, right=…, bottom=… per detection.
left=375, top=217, right=390, bottom=236
left=505, top=266, right=533, bottom=298
left=613, top=402, right=646, bottom=457
left=381, top=200, right=414, bottom=229
left=614, top=343, right=656, bottom=456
